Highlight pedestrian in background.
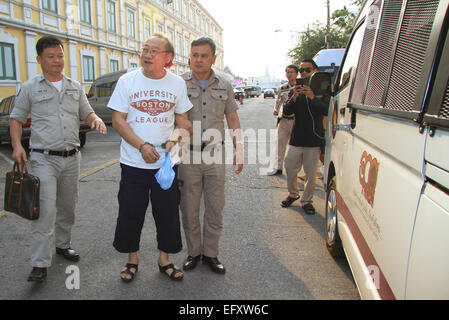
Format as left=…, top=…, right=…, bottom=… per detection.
left=267, top=65, right=298, bottom=176
left=180, top=37, right=243, bottom=275
left=108, top=34, right=192, bottom=282
left=10, top=35, right=107, bottom=282
left=281, top=59, right=330, bottom=214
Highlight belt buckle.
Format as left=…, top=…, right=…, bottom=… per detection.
left=62, top=150, right=69, bottom=158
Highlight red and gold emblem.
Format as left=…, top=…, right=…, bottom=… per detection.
left=131, top=99, right=175, bottom=116
left=359, top=151, right=380, bottom=207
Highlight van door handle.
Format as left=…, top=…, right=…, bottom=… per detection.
left=332, top=124, right=352, bottom=131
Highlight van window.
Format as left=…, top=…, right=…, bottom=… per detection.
left=363, top=0, right=403, bottom=107
left=350, top=0, right=382, bottom=104
left=87, top=85, right=95, bottom=98
left=0, top=96, right=12, bottom=113
left=336, top=21, right=365, bottom=93
left=97, top=81, right=116, bottom=97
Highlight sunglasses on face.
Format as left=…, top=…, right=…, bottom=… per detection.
left=299, top=67, right=312, bottom=74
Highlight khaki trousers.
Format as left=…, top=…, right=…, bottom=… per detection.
left=284, top=146, right=320, bottom=205
left=275, top=118, right=294, bottom=170
left=179, top=151, right=226, bottom=258
left=28, top=151, right=80, bottom=268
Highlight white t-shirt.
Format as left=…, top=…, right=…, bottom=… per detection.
left=108, top=68, right=192, bottom=169
left=52, top=80, right=63, bottom=92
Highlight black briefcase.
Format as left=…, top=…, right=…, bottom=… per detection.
left=4, top=162, right=40, bottom=220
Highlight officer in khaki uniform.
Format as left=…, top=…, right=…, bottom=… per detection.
left=10, top=36, right=106, bottom=282
left=267, top=65, right=299, bottom=175
left=179, top=37, right=243, bottom=274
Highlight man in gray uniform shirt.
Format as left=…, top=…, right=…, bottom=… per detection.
left=10, top=36, right=107, bottom=282
left=180, top=37, right=243, bottom=274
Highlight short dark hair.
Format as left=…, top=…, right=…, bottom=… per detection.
left=301, top=58, right=319, bottom=70
left=285, top=64, right=299, bottom=73
left=36, top=36, right=63, bottom=56
left=191, top=37, right=216, bottom=56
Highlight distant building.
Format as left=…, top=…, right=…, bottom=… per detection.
left=0, top=0, right=224, bottom=96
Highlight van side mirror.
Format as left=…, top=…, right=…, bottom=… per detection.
left=310, top=72, right=332, bottom=96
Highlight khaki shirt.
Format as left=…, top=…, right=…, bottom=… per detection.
left=11, top=74, right=94, bottom=150
left=274, top=82, right=294, bottom=118
left=181, top=70, right=238, bottom=146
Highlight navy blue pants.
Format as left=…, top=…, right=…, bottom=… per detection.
left=113, top=163, right=182, bottom=254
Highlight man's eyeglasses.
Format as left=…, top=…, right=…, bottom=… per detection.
left=141, top=48, right=168, bottom=56
left=299, top=67, right=312, bottom=74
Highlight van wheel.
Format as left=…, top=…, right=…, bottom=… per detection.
left=325, top=177, right=344, bottom=258
left=79, top=132, right=87, bottom=148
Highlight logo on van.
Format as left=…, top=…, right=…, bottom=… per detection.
left=359, top=151, right=379, bottom=208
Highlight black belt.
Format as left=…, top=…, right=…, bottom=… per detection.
left=31, top=148, right=78, bottom=157
left=282, top=115, right=294, bottom=119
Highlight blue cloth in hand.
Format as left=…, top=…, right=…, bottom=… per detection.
left=155, top=150, right=175, bottom=190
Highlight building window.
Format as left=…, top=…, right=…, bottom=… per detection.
left=82, top=55, right=95, bottom=82
left=0, top=42, right=16, bottom=80
left=79, top=0, right=92, bottom=24
left=127, top=10, right=136, bottom=39
left=106, top=1, right=116, bottom=33
left=42, top=0, right=57, bottom=13
left=144, top=19, right=151, bottom=40
left=177, top=33, right=183, bottom=58
left=130, top=62, right=138, bottom=68
left=109, top=59, right=119, bottom=72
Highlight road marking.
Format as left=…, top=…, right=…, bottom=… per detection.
left=78, top=158, right=120, bottom=179
left=0, top=158, right=120, bottom=218
left=0, top=152, right=14, bottom=166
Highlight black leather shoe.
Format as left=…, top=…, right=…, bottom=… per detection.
left=183, top=255, right=202, bottom=271
left=203, top=256, right=226, bottom=274
left=56, top=247, right=80, bottom=262
left=27, top=267, right=47, bottom=282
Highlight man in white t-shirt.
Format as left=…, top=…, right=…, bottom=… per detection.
left=108, top=34, right=192, bottom=282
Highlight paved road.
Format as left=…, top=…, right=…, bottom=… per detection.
left=0, top=96, right=359, bottom=300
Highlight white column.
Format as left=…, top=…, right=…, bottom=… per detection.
left=68, top=40, right=78, bottom=80
left=24, top=31, right=38, bottom=79
left=97, top=0, right=104, bottom=42
left=120, top=0, right=125, bottom=46
left=122, top=52, right=128, bottom=70
left=100, top=47, right=106, bottom=75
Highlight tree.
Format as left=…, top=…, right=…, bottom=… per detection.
left=288, top=0, right=363, bottom=65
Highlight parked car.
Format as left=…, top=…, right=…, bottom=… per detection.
left=263, top=89, right=275, bottom=99
left=244, top=86, right=261, bottom=98
left=233, top=87, right=245, bottom=101
left=0, top=95, right=31, bottom=148
left=87, top=68, right=137, bottom=125
left=0, top=94, right=91, bottom=149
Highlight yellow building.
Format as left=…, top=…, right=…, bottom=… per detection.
left=0, top=0, right=224, bottom=95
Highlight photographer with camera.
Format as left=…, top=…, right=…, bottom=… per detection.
left=280, top=59, right=330, bottom=215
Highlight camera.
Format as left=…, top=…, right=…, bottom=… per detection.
left=296, top=77, right=310, bottom=86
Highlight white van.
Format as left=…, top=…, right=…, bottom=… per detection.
left=323, top=0, right=449, bottom=299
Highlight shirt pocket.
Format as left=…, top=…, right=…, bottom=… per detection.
left=187, top=87, right=200, bottom=115
left=61, top=91, right=81, bottom=118
left=31, top=92, right=55, bottom=117
left=210, top=89, right=227, bottom=117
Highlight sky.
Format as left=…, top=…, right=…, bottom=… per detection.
left=199, top=0, right=356, bottom=80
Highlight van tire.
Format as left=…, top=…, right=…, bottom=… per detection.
left=325, top=177, right=344, bottom=258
